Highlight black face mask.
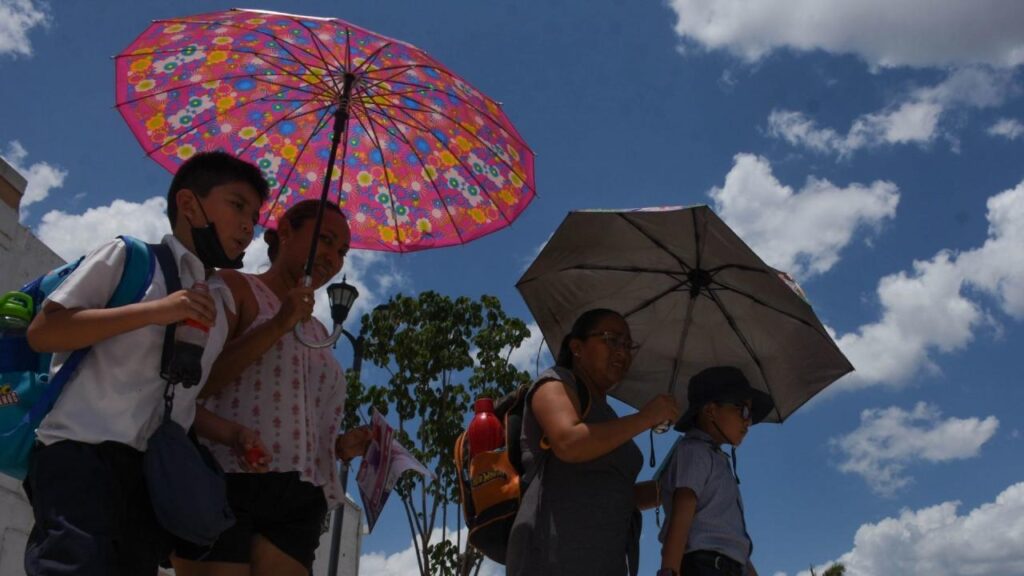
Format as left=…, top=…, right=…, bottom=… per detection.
left=187, top=195, right=245, bottom=270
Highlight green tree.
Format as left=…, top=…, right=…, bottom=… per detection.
left=811, top=562, right=846, bottom=576
left=823, top=563, right=846, bottom=576
left=343, top=291, right=532, bottom=576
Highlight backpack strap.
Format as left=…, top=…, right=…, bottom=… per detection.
left=149, top=242, right=180, bottom=421
left=25, top=237, right=156, bottom=426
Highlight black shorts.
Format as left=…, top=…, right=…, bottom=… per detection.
left=175, top=471, right=328, bottom=571
left=23, top=440, right=171, bottom=576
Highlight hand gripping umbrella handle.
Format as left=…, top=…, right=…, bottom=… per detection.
left=652, top=421, right=671, bottom=434
left=293, top=275, right=343, bottom=349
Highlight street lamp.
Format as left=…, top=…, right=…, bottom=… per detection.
left=326, top=294, right=391, bottom=576
left=294, top=276, right=358, bottom=349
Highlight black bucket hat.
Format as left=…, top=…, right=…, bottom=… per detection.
left=674, top=366, right=774, bottom=432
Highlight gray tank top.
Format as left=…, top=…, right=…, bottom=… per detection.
left=506, top=367, right=643, bottom=576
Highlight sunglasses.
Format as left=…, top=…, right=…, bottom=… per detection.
left=586, top=331, right=641, bottom=354
left=721, top=402, right=752, bottom=420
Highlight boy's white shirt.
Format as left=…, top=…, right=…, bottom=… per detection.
left=35, top=234, right=235, bottom=451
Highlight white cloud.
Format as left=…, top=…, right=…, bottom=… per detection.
left=35, top=196, right=170, bottom=261
left=988, top=118, right=1024, bottom=140
left=957, top=183, right=1024, bottom=319
left=667, top=0, right=1024, bottom=69
left=831, top=402, right=998, bottom=496
left=833, top=180, right=1024, bottom=389
left=506, top=321, right=551, bottom=376
left=709, top=153, right=899, bottom=279
left=0, top=0, right=49, bottom=58
left=360, top=527, right=502, bottom=576
left=767, top=69, right=1016, bottom=157
left=834, top=252, right=984, bottom=388
left=2, top=141, right=67, bottom=220
left=794, top=482, right=1024, bottom=576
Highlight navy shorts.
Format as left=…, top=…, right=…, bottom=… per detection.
left=23, top=440, right=171, bottom=576
left=174, top=471, right=328, bottom=571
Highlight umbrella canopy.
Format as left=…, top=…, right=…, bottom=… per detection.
left=115, top=8, right=535, bottom=253
left=516, top=206, right=853, bottom=423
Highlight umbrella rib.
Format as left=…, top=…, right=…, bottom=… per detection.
left=357, top=65, right=420, bottom=94
left=615, top=213, right=694, bottom=273
left=349, top=107, right=407, bottom=250
left=296, top=19, right=345, bottom=95
left=350, top=41, right=394, bottom=77
left=359, top=106, right=468, bottom=246
left=370, top=99, right=515, bottom=226
left=707, top=278, right=832, bottom=339
left=138, top=93, right=325, bottom=157
left=376, top=74, right=532, bottom=151
left=367, top=98, right=534, bottom=203
left=704, top=288, right=781, bottom=422
left=116, top=71, right=323, bottom=108
left=236, top=100, right=334, bottom=158
left=261, top=105, right=337, bottom=226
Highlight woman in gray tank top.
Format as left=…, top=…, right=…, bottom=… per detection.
left=507, top=309, right=680, bottom=576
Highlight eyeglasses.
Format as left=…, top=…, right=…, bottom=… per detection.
left=587, top=331, right=641, bottom=354
left=722, top=402, right=752, bottom=420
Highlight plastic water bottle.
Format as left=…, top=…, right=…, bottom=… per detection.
left=0, top=291, right=33, bottom=335
left=467, top=397, right=504, bottom=458
left=166, top=281, right=210, bottom=388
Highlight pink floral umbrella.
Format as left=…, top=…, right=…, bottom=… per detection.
left=115, top=8, right=535, bottom=258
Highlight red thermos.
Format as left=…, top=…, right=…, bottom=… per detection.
left=467, top=397, right=504, bottom=458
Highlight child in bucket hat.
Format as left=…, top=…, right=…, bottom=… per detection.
left=656, top=366, right=773, bottom=576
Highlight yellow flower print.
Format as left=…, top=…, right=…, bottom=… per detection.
left=177, top=144, right=196, bottom=160
left=216, top=96, right=235, bottom=112
left=422, top=165, right=439, bottom=180
left=455, top=136, right=472, bottom=152
left=357, top=171, right=373, bottom=187
left=239, top=126, right=258, bottom=139
left=440, top=151, right=457, bottom=167
left=507, top=145, right=520, bottom=162
left=281, top=144, right=298, bottom=161
left=509, top=172, right=523, bottom=188
left=379, top=226, right=397, bottom=244
left=499, top=189, right=517, bottom=205
left=163, top=24, right=186, bottom=34
left=213, top=36, right=233, bottom=45
left=416, top=218, right=432, bottom=233
left=146, top=115, right=165, bottom=131
left=468, top=208, right=487, bottom=224
left=254, top=134, right=269, bottom=147
left=207, top=51, right=228, bottom=64
left=135, top=79, right=156, bottom=92
left=130, top=58, right=152, bottom=73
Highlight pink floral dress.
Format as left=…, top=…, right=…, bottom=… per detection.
left=201, top=274, right=347, bottom=507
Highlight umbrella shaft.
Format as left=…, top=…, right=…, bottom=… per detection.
left=305, top=73, right=357, bottom=278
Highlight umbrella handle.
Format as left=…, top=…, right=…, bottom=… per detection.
left=292, top=275, right=344, bottom=349
left=294, top=322, right=344, bottom=349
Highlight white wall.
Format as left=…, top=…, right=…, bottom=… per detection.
left=0, top=201, right=60, bottom=576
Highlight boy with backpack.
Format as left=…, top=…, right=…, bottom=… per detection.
left=22, top=151, right=269, bottom=576
left=657, top=366, right=773, bottom=576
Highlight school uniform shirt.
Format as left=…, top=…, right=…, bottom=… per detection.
left=657, top=428, right=752, bottom=566
left=35, top=234, right=234, bottom=451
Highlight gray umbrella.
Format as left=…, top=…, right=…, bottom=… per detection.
left=516, top=206, right=853, bottom=423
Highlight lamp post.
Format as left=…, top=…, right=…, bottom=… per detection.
left=325, top=278, right=388, bottom=576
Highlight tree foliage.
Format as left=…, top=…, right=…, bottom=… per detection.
left=343, top=291, right=532, bottom=575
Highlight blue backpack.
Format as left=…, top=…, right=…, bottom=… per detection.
left=0, top=236, right=156, bottom=479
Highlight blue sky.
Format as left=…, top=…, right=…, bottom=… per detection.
left=3, top=1, right=1024, bottom=575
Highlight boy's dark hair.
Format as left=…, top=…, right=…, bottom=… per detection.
left=264, top=200, right=347, bottom=263
left=555, top=308, right=622, bottom=369
left=166, top=151, right=270, bottom=226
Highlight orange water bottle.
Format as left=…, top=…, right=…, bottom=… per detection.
left=467, top=397, right=504, bottom=458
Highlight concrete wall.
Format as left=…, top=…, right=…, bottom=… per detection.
left=0, top=178, right=58, bottom=575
